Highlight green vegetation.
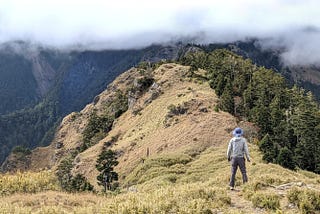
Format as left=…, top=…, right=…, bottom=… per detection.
left=287, top=187, right=320, bottom=213
left=0, top=52, right=38, bottom=115
left=250, top=192, right=280, bottom=210
left=96, top=149, right=119, bottom=192
left=0, top=100, right=60, bottom=164
left=125, top=154, right=193, bottom=186
left=56, top=154, right=93, bottom=192
left=81, top=90, right=128, bottom=151
left=135, top=76, right=155, bottom=92
left=81, top=112, right=114, bottom=151
left=181, top=49, right=320, bottom=173
left=167, top=103, right=188, bottom=117
left=11, top=146, right=31, bottom=156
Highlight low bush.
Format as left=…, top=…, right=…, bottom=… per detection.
left=251, top=192, right=280, bottom=210
left=11, top=146, right=31, bottom=156
left=287, top=187, right=320, bottom=214
left=56, top=155, right=93, bottom=192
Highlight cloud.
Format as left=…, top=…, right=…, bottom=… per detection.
left=0, top=0, right=319, bottom=65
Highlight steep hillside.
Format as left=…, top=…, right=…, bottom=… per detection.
left=1, top=62, right=320, bottom=213
left=7, top=63, right=238, bottom=172
left=0, top=50, right=39, bottom=114
left=71, top=63, right=242, bottom=183
left=0, top=44, right=184, bottom=164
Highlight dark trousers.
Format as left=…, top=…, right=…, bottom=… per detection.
left=230, top=157, right=248, bottom=187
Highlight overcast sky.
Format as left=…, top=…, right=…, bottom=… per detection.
left=0, top=0, right=319, bottom=65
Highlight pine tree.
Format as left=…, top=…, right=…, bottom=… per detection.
left=277, top=147, right=295, bottom=170
left=259, top=134, right=277, bottom=163
left=218, top=81, right=234, bottom=114
left=96, top=149, right=119, bottom=192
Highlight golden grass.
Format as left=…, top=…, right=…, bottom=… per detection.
left=0, top=186, right=229, bottom=213
left=0, top=171, right=59, bottom=196
left=1, top=144, right=320, bottom=213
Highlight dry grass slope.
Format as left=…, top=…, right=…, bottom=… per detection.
left=1, top=63, right=320, bottom=213
left=0, top=145, right=319, bottom=213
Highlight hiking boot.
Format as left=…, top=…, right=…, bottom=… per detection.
left=230, top=187, right=234, bottom=190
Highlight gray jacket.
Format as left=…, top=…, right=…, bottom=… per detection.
left=227, top=137, right=250, bottom=161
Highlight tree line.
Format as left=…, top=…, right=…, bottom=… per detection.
left=180, top=49, right=320, bottom=173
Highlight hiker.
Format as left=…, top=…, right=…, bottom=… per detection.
left=227, top=127, right=250, bottom=190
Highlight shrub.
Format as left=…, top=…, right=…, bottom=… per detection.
left=56, top=155, right=74, bottom=191
left=136, top=76, right=154, bottom=92
left=167, top=104, right=188, bottom=117
left=251, top=192, right=280, bottom=210
left=106, top=90, right=128, bottom=118
left=81, top=112, right=114, bottom=151
left=12, top=146, right=31, bottom=155
left=287, top=187, right=303, bottom=205
left=287, top=187, right=320, bottom=213
left=81, top=90, right=128, bottom=152
left=56, top=155, right=93, bottom=192
left=137, top=61, right=150, bottom=70
left=70, top=174, right=94, bottom=192
left=124, top=154, right=192, bottom=185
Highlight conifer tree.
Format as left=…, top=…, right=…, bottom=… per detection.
left=96, top=149, right=119, bottom=192
left=277, top=147, right=295, bottom=170
left=218, top=81, right=234, bottom=114
left=259, top=134, right=277, bottom=163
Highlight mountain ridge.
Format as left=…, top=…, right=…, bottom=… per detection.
left=0, top=58, right=320, bottom=213
left=1, top=41, right=320, bottom=167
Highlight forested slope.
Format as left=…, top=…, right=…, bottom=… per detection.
left=181, top=49, right=320, bottom=173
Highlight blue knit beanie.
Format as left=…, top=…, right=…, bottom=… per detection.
left=233, top=127, right=243, bottom=137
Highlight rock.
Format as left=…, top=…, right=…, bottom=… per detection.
left=199, top=107, right=208, bottom=113
left=128, top=186, right=138, bottom=193
left=55, top=142, right=63, bottom=149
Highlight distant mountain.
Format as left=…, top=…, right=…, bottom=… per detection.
left=0, top=49, right=39, bottom=114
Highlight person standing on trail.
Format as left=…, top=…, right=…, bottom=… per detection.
left=227, top=127, right=250, bottom=190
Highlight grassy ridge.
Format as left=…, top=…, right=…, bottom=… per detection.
left=0, top=145, right=319, bottom=213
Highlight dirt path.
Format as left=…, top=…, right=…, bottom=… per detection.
left=227, top=188, right=265, bottom=214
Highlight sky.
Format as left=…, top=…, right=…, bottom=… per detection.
left=0, top=0, right=319, bottom=65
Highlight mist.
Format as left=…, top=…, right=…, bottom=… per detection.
left=0, top=0, right=319, bottom=65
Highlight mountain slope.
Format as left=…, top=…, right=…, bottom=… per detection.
left=0, top=62, right=320, bottom=213
left=0, top=44, right=185, bottom=164
left=0, top=51, right=39, bottom=114
left=1, top=40, right=320, bottom=166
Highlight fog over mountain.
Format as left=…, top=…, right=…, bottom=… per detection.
left=0, top=0, right=319, bottom=65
